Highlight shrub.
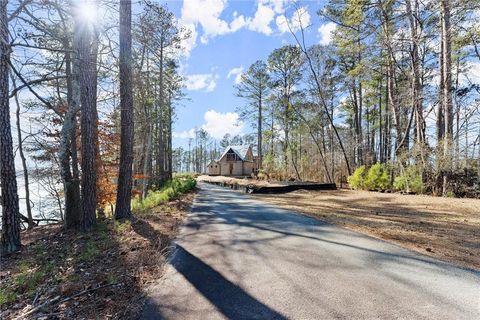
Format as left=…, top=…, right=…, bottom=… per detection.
left=0, top=288, right=16, bottom=306
left=114, top=220, right=132, bottom=234
left=15, top=269, right=45, bottom=295
left=348, top=165, right=366, bottom=190
left=393, top=166, right=423, bottom=194
left=364, top=163, right=391, bottom=191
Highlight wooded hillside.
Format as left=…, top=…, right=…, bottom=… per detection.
left=1, top=0, right=190, bottom=253
left=1, top=0, right=480, bottom=253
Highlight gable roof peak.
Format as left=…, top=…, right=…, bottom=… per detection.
left=217, top=144, right=253, bottom=161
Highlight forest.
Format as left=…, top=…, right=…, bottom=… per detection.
left=176, top=0, right=480, bottom=199
left=1, top=0, right=480, bottom=253
left=1, top=0, right=479, bottom=318
left=1, top=0, right=480, bottom=252
left=1, top=0, right=194, bottom=254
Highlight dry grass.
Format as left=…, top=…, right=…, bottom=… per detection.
left=253, top=189, right=480, bottom=271
left=197, top=175, right=283, bottom=187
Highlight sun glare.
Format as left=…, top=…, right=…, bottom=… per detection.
left=78, top=2, right=97, bottom=23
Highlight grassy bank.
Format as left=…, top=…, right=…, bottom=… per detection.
left=132, top=176, right=197, bottom=214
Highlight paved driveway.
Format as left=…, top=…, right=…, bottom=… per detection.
left=142, top=183, right=480, bottom=319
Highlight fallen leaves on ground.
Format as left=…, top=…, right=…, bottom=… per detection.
left=0, top=191, right=195, bottom=319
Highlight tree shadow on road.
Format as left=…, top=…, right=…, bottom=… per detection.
left=141, top=244, right=286, bottom=320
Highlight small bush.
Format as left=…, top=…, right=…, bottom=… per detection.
left=364, top=163, right=391, bottom=191
left=0, top=288, right=16, bottom=306
left=114, top=220, right=132, bottom=234
left=15, top=269, right=45, bottom=295
left=348, top=165, right=366, bottom=190
left=77, top=240, right=100, bottom=262
left=393, top=166, right=424, bottom=194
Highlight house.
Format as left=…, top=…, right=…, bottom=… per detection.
left=207, top=145, right=257, bottom=176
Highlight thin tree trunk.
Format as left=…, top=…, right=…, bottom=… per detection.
left=11, top=75, right=34, bottom=229
left=166, top=94, right=173, bottom=181
left=441, top=0, right=453, bottom=195
left=258, top=92, right=263, bottom=171
left=60, top=33, right=81, bottom=229
left=91, top=28, right=101, bottom=213
left=454, top=56, right=460, bottom=169
left=142, top=123, right=152, bottom=199
left=157, top=44, right=165, bottom=185
left=291, top=26, right=352, bottom=175
left=406, top=0, right=425, bottom=150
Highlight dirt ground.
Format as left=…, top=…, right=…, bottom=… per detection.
left=0, top=192, right=195, bottom=320
left=252, top=188, right=480, bottom=271
left=197, top=175, right=284, bottom=187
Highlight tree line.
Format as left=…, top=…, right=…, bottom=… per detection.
left=229, top=0, right=479, bottom=196
left=1, top=0, right=189, bottom=254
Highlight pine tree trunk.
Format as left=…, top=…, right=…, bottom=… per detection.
left=79, top=16, right=97, bottom=230
left=115, top=0, right=134, bottom=219
left=157, top=44, right=165, bottom=185
left=1, top=0, right=21, bottom=254
left=406, top=0, right=425, bottom=151
left=258, top=92, right=262, bottom=171
left=441, top=0, right=453, bottom=195
left=61, top=28, right=81, bottom=229
left=91, top=29, right=101, bottom=213
left=142, top=123, right=152, bottom=199
left=166, top=94, right=173, bottom=181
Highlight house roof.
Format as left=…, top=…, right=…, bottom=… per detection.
left=216, top=145, right=255, bottom=162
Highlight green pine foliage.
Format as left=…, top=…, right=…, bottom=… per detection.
left=347, top=165, right=366, bottom=190
left=364, top=163, right=391, bottom=191
left=393, top=166, right=424, bottom=194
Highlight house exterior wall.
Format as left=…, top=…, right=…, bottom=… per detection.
left=207, top=145, right=258, bottom=176
left=218, top=158, right=243, bottom=176
left=207, top=161, right=220, bottom=175
left=243, top=161, right=256, bottom=175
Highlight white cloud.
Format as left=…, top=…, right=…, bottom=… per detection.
left=178, top=0, right=295, bottom=50
left=173, top=128, right=196, bottom=139
left=318, top=22, right=336, bottom=45
left=269, top=0, right=289, bottom=14
left=276, top=15, right=289, bottom=34
left=180, top=23, right=198, bottom=57
left=245, top=0, right=292, bottom=35
left=181, top=0, right=248, bottom=44
left=247, top=2, right=276, bottom=35
left=461, top=61, right=480, bottom=85
left=227, top=66, right=244, bottom=84
left=174, top=110, right=244, bottom=140
left=230, top=12, right=247, bottom=32
left=276, top=6, right=310, bottom=34
left=185, top=73, right=218, bottom=92
left=202, top=110, right=244, bottom=139
left=291, top=7, right=310, bottom=30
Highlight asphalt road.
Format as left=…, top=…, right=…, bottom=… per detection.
left=142, top=183, right=480, bottom=320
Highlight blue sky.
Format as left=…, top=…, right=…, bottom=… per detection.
left=163, top=0, right=332, bottom=149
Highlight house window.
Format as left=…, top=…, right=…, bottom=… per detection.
left=226, top=152, right=237, bottom=161
left=215, top=165, right=217, bottom=168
